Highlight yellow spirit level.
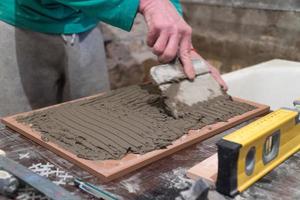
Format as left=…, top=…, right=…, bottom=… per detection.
left=216, top=108, right=300, bottom=196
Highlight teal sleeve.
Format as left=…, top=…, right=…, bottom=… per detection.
left=55, top=0, right=139, bottom=31
left=170, top=0, right=183, bottom=16
left=55, top=0, right=182, bottom=31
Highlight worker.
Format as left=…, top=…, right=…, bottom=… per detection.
left=0, top=0, right=227, bottom=117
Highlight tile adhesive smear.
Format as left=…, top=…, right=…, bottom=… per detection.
left=150, top=58, right=224, bottom=119
left=17, top=84, right=255, bottom=161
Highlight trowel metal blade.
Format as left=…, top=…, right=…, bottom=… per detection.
left=150, top=58, right=223, bottom=118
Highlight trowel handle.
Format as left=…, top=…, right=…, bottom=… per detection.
left=150, top=58, right=210, bottom=85
left=191, top=58, right=211, bottom=75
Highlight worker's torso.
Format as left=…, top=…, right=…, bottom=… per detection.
left=0, top=0, right=98, bottom=34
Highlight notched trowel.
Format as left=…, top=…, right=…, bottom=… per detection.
left=150, top=58, right=224, bottom=118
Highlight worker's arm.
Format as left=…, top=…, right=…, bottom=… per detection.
left=139, top=0, right=195, bottom=79
left=141, top=0, right=227, bottom=89
left=170, top=0, right=183, bottom=15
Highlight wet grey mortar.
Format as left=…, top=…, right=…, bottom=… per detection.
left=17, top=84, right=255, bottom=160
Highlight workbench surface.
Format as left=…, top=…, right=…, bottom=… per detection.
left=0, top=121, right=299, bottom=200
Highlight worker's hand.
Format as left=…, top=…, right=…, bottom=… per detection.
left=190, top=50, right=228, bottom=91
left=139, top=0, right=195, bottom=79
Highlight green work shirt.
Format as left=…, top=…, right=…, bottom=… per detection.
left=0, top=0, right=182, bottom=34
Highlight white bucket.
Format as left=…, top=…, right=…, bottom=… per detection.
left=222, top=59, right=300, bottom=110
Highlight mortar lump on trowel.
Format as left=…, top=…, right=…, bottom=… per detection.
left=150, top=58, right=225, bottom=119
left=17, top=62, right=255, bottom=161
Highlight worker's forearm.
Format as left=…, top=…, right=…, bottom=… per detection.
left=170, top=0, right=183, bottom=15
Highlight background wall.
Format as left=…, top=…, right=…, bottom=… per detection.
left=182, top=0, right=300, bottom=73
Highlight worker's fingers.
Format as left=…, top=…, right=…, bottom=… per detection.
left=179, top=34, right=195, bottom=80
left=158, top=34, right=180, bottom=63
left=152, top=31, right=170, bottom=56
left=190, top=49, right=201, bottom=59
left=209, top=66, right=228, bottom=91
left=147, top=25, right=160, bottom=47
left=190, top=50, right=228, bottom=90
